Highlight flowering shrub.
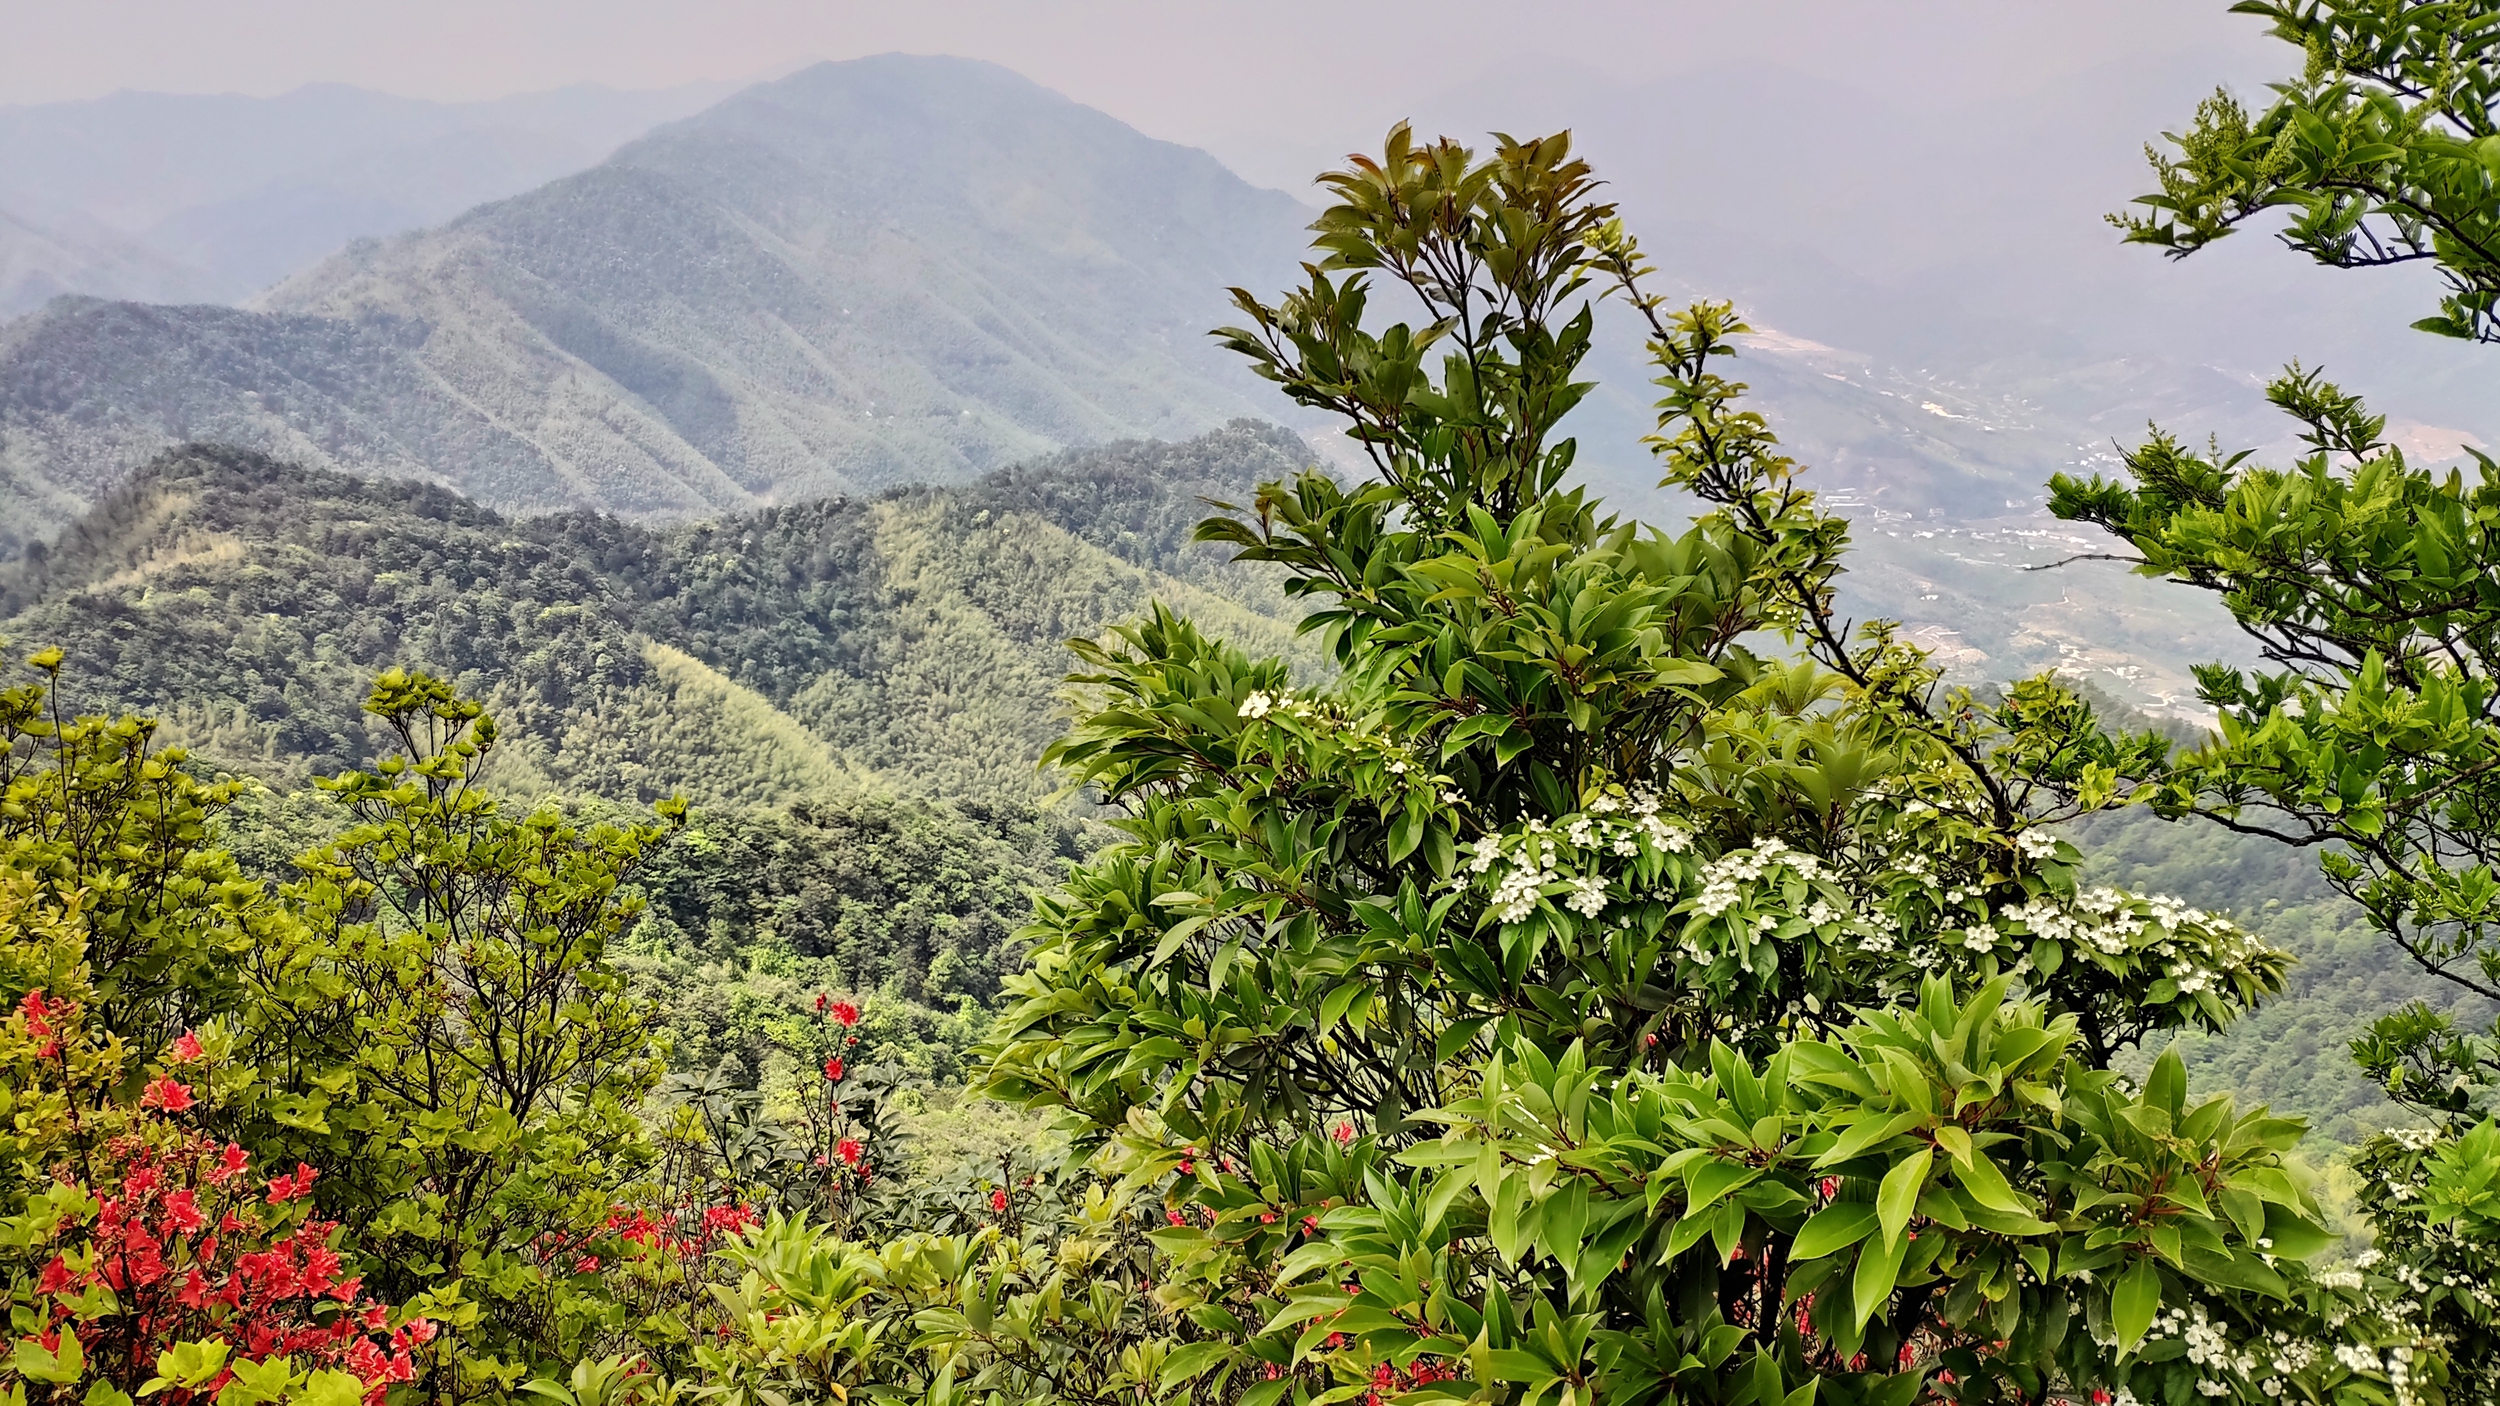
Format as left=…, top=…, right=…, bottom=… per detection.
left=0, top=1096, right=427, bottom=1402
left=976, top=125, right=2454, bottom=1406
left=787, top=994, right=888, bottom=1235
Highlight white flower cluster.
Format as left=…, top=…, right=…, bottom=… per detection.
left=1697, top=838, right=1822, bottom=918
left=2014, top=829, right=2062, bottom=861
left=2254, top=1328, right=2317, bottom=1398
left=1467, top=788, right=1690, bottom=927
left=1234, top=688, right=1441, bottom=793
left=2002, top=887, right=2281, bottom=994
left=2009, top=891, right=2140, bottom=957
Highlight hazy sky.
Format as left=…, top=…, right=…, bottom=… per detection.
left=7, top=2, right=2273, bottom=188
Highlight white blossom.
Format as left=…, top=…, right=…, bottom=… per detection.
left=1564, top=875, right=1608, bottom=918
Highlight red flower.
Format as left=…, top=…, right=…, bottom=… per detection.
left=20, top=989, right=51, bottom=1037
left=822, top=1057, right=844, bottom=1082
left=1166, top=1209, right=1186, bottom=1226
left=990, top=1189, right=1009, bottom=1213
left=163, top=1189, right=204, bottom=1235
left=814, top=993, right=829, bottom=1012
left=210, top=1143, right=250, bottom=1184
left=140, top=1078, right=195, bottom=1112
left=836, top=1138, right=864, bottom=1167
left=266, top=1163, right=318, bottom=1203
left=1332, top=1121, right=1355, bottom=1145
left=169, top=1030, right=205, bottom=1063
left=574, top=1255, right=600, bottom=1273
left=1177, top=1159, right=1194, bottom=1175
left=830, top=1000, right=860, bottom=1028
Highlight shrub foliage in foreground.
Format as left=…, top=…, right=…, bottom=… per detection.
left=980, top=125, right=2452, bottom=1406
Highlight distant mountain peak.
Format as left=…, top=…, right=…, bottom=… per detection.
left=0, top=56, right=1310, bottom=551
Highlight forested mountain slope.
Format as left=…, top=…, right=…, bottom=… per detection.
left=0, top=420, right=1315, bottom=802
left=0, top=55, right=1309, bottom=551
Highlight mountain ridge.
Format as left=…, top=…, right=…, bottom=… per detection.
left=0, top=420, right=1319, bottom=802
left=0, top=55, right=1311, bottom=552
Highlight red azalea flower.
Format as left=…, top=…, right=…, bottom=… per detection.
left=1332, top=1121, right=1355, bottom=1145
left=163, top=1189, right=204, bottom=1235
left=169, top=1030, right=205, bottom=1063
left=574, top=1255, right=600, bottom=1273
left=140, top=1077, right=195, bottom=1112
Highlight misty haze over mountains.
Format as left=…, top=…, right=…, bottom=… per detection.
left=0, top=79, right=733, bottom=313
left=0, top=57, right=1306, bottom=541
left=0, top=43, right=2490, bottom=719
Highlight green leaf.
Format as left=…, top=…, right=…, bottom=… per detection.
left=1685, top=1159, right=1763, bottom=1216
left=1851, top=1229, right=1908, bottom=1327
left=1877, top=1151, right=1928, bottom=1249
left=2145, top=1047, right=2186, bottom=1116
left=1951, top=1147, right=2026, bottom=1214
left=1148, top=915, right=1211, bottom=969
left=1159, top=1341, right=1235, bottom=1390
left=14, top=1329, right=84, bottom=1386
left=1790, top=1202, right=1880, bottom=1261
left=2112, top=1256, right=2162, bottom=1350
left=142, top=1342, right=231, bottom=1396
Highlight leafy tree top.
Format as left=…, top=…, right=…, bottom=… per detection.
left=2116, top=0, right=2500, bottom=340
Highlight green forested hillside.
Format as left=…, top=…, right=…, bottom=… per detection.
left=2076, top=808, right=2493, bottom=1146
left=0, top=422, right=1321, bottom=1093
left=0, top=420, right=1317, bottom=801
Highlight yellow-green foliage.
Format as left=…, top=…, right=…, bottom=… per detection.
left=792, top=496, right=1322, bottom=797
